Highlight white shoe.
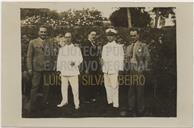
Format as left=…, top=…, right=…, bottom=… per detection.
left=57, top=102, right=67, bottom=107
left=113, top=104, right=119, bottom=108
left=75, top=106, right=80, bottom=110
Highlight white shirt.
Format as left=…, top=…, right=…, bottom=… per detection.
left=102, top=41, right=124, bottom=74
left=57, top=43, right=83, bottom=76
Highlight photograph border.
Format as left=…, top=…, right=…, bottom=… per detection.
left=2, top=2, right=193, bottom=127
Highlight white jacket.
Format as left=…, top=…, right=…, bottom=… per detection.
left=57, top=44, right=83, bottom=76
left=102, top=41, right=124, bottom=74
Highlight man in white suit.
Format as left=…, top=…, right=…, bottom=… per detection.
left=102, top=28, right=124, bottom=110
left=57, top=32, right=83, bottom=110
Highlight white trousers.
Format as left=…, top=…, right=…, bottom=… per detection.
left=104, top=73, right=119, bottom=108
left=60, top=75, right=79, bottom=108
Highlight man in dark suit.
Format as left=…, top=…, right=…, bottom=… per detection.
left=126, top=28, right=150, bottom=116
left=80, top=31, right=102, bottom=103
left=27, top=25, right=58, bottom=113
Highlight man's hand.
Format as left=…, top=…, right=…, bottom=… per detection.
left=70, top=62, right=75, bottom=66
left=57, top=71, right=61, bottom=77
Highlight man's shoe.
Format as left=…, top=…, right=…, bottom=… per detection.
left=83, top=100, right=91, bottom=104
left=137, top=109, right=145, bottom=117
left=119, top=110, right=128, bottom=117
left=57, top=102, right=68, bottom=107
left=75, top=106, right=80, bottom=110
left=128, top=110, right=136, bottom=117
left=113, top=107, right=119, bottom=113
left=108, top=103, right=113, bottom=107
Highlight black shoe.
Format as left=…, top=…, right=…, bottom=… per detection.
left=84, top=98, right=96, bottom=104
left=112, top=107, right=119, bottom=114
left=128, top=109, right=136, bottom=117
left=119, top=110, right=128, bottom=117
left=84, top=101, right=90, bottom=104
left=83, top=99, right=91, bottom=104
left=105, top=103, right=113, bottom=111
left=137, top=109, right=145, bottom=117
left=105, top=107, right=119, bottom=116
left=107, top=103, right=113, bottom=108
left=72, top=107, right=80, bottom=117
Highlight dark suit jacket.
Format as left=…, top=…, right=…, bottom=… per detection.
left=126, top=41, right=150, bottom=72
left=80, top=40, right=102, bottom=74
left=27, top=37, right=58, bottom=71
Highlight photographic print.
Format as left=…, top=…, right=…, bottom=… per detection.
left=21, top=6, right=177, bottom=118
left=1, top=2, right=193, bottom=128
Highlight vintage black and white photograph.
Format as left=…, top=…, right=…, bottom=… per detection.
left=20, top=6, right=177, bottom=118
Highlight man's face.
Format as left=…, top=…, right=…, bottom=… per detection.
left=89, top=31, right=96, bottom=42
left=64, top=33, right=72, bottom=45
left=38, top=27, right=47, bottom=40
left=130, top=31, right=139, bottom=43
left=107, top=35, right=115, bottom=42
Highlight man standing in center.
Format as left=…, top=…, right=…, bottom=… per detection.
left=57, top=32, right=83, bottom=110
left=102, top=28, right=124, bottom=110
left=81, top=31, right=102, bottom=103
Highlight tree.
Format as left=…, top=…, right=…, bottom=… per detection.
left=127, top=8, right=132, bottom=28
left=21, top=8, right=104, bottom=27
left=109, top=8, right=151, bottom=28
left=20, top=8, right=51, bottom=19
left=109, top=8, right=128, bottom=27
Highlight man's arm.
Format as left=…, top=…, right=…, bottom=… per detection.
left=118, top=45, right=124, bottom=71
left=75, top=47, right=83, bottom=66
left=56, top=48, right=62, bottom=72
left=143, top=44, right=151, bottom=71
left=101, top=46, right=106, bottom=66
left=26, top=40, right=34, bottom=74
left=52, top=40, right=60, bottom=71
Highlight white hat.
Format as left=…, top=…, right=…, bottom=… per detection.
left=105, top=28, right=118, bottom=35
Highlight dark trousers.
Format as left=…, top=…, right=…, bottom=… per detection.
left=81, top=73, right=101, bottom=101
left=30, top=71, right=50, bottom=112
left=128, top=70, right=145, bottom=113
left=128, top=85, right=145, bottom=112
left=22, top=71, right=31, bottom=97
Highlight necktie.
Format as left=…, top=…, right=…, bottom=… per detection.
left=131, top=43, right=137, bottom=64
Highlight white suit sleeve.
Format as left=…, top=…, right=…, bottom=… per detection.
left=118, top=45, right=124, bottom=71
left=57, top=48, right=62, bottom=71
left=101, top=46, right=106, bottom=61
left=75, top=47, right=83, bottom=66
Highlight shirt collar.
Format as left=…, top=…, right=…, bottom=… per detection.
left=38, top=37, right=46, bottom=41
left=88, top=39, right=96, bottom=46
left=108, top=40, right=116, bottom=44
left=64, top=43, right=74, bottom=47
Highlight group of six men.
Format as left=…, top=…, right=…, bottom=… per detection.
left=26, top=25, right=150, bottom=116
